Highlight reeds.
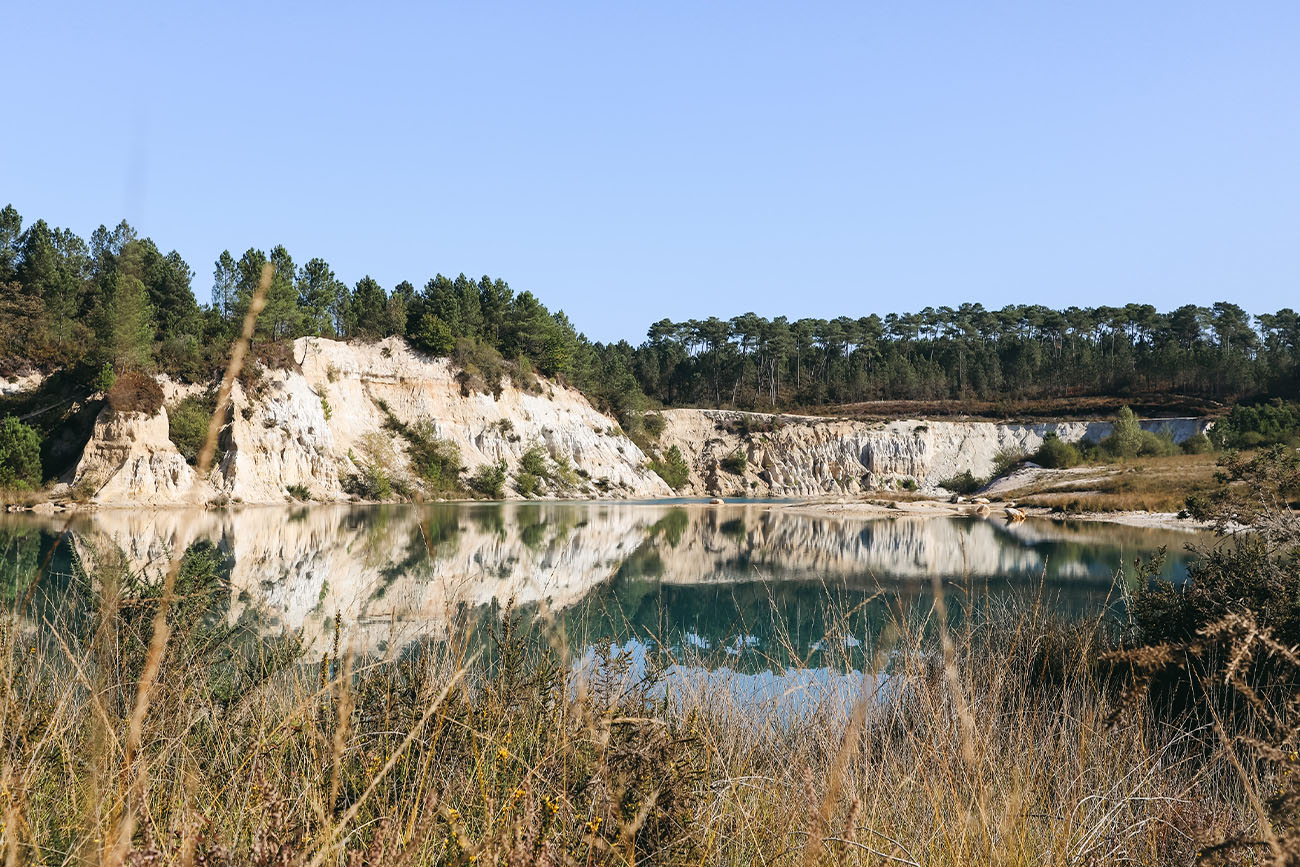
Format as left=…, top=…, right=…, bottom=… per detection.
left=0, top=562, right=1265, bottom=865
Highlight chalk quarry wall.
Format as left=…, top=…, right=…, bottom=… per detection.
left=70, top=337, right=672, bottom=505
left=13, top=338, right=1208, bottom=506
left=655, top=409, right=1210, bottom=498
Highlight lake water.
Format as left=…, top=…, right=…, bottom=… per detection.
left=1, top=502, right=1210, bottom=676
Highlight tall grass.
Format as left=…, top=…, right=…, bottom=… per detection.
left=0, top=558, right=1262, bottom=864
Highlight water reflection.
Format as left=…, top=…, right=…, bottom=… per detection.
left=1, top=503, right=1208, bottom=669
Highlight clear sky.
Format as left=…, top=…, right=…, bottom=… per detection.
left=3, top=2, right=1297, bottom=343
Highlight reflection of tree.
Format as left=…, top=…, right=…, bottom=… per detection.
left=650, top=508, right=688, bottom=548
left=0, top=525, right=41, bottom=601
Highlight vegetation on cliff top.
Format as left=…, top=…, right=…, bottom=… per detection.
left=3, top=204, right=1299, bottom=426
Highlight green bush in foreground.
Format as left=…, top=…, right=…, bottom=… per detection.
left=0, top=415, right=42, bottom=490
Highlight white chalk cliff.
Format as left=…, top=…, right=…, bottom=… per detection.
left=656, top=410, right=1209, bottom=497
left=29, top=338, right=1209, bottom=506
left=71, top=337, right=673, bottom=505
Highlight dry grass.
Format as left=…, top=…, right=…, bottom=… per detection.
left=1004, top=453, right=1222, bottom=513
left=0, top=559, right=1264, bottom=865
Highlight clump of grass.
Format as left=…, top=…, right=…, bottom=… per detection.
left=719, top=448, right=747, bottom=475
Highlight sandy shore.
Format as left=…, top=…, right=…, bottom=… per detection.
left=775, top=496, right=1213, bottom=532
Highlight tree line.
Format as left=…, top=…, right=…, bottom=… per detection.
left=629, top=303, right=1299, bottom=409
left=2, top=205, right=1297, bottom=423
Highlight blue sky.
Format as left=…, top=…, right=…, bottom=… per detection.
left=3, top=2, right=1297, bottom=342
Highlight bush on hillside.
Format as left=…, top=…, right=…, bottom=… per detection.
left=451, top=338, right=506, bottom=398
left=344, top=464, right=392, bottom=500
left=720, top=448, right=747, bottom=475
left=0, top=416, right=42, bottom=490
left=649, top=445, right=690, bottom=490
left=939, top=469, right=982, bottom=495
left=991, top=446, right=1029, bottom=478
left=520, top=444, right=549, bottom=479
left=405, top=420, right=462, bottom=493
left=409, top=313, right=456, bottom=357
left=168, top=392, right=217, bottom=465
left=468, top=461, right=507, bottom=499
left=642, top=411, right=666, bottom=440
left=107, top=370, right=163, bottom=415
left=1033, top=433, right=1081, bottom=469
left=514, top=471, right=539, bottom=497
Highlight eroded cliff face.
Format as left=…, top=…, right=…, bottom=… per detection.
left=36, top=339, right=1208, bottom=506
left=72, top=408, right=200, bottom=505
left=71, top=337, right=671, bottom=506
left=655, top=410, right=1210, bottom=497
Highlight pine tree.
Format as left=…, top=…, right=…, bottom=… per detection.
left=100, top=274, right=156, bottom=371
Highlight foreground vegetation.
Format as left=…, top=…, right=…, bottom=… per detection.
left=0, top=445, right=1293, bottom=864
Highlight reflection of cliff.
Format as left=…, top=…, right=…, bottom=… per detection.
left=17, top=505, right=1207, bottom=657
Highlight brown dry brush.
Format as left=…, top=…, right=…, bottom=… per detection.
left=0, top=563, right=1275, bottom=866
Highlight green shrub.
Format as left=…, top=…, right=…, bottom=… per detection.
left=285, top=484, right=311, bottom=501
left=320, top=395, right=332, bottom=420
left=1209, top=400, right=1300, bottom=450
left=515, top=471, right=539, bottom=497
left=0, top=416, right=42, bottom=490
left=409, top=313, right=456, bottom=356
left=520, top=444, right=549, bottom=479
left=468, top=461, right=507, bottom=499
left=550, top=454, right=579, bottom=488
left=345, top=464, right=392, bottom=500
left=939, top=469, right=982, bottom=495
left=649, top=445, right=690, bottom=490
left=991, top=446, right=1029, bottom=478
left=406, top=422, right=462, bottom=492
left=377, top=409, right=463, bottom=495
left=451, top=338, right=505, bottom=397
left=1137, top=428, right=1178, bottom=457
left=1100, top=406, right=1143, bottom=459
left=642, top=411, right=666, bottom=440
left=93, top=363, right=116, bottom=393
left=720, top=448, right=747, bottom=475
left=168, top=392, right=216, bottom=465
left=157, top=334, right=207, bottom=383
left=1034, top=433, right=1081, bottom=468
left=1181, top=431, right=1213, bottom=454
